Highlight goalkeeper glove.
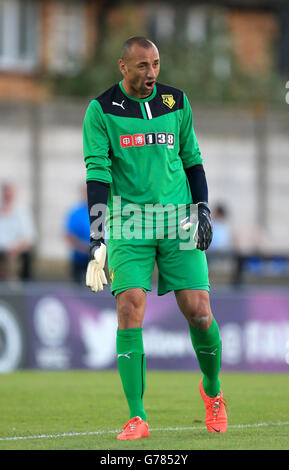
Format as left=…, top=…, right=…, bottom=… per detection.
left=196, top=202, right=213, bottom=251
left=180, top=202, right=213, bottom=251
left=86, top=239, right=108, bottom=292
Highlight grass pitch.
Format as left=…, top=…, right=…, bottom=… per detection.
left=0, top=370, right=288, bottom=450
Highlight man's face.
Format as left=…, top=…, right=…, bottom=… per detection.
left=119, top=44, right=160, bottom=98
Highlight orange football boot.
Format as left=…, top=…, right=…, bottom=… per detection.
left=117, top=416, right=150, bottom=440
left=199, top=379, right=228, bottom=433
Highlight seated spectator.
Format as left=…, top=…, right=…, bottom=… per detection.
left=0, top=182, right=36, bottom=281
left=232, top=222, right=268, bottom=285
left=208, top=203, right=233, bottom=253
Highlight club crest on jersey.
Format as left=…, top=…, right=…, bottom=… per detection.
left=161, top=94, right=175, bottom=109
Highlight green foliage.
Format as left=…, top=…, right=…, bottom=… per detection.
left=50, top=55, right=121, bottom=99
left=49, top=5, right=286, bottom=108
left=50, top=40, right=286, bottom=108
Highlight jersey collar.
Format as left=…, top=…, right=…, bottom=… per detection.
left=119, top=80, right=157, bottom=103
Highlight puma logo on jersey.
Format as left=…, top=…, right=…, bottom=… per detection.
left=112, top=100, right=125, bottom=110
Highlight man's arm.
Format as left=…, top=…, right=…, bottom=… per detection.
left=86, top=180, right=109, bottom=243
left=83, top=99, right=112, bottom=184
left=179, top=93, right=203, bottom=170
left=185, top=164, right=208, bottom=204
left=83, top=100, right=111, bottom=291
left=85, top=180, right=110, bottom=292
left=180, top=94, right=213, bottom=251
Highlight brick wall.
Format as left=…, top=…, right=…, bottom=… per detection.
left=227, top=9, right=278, bottom=73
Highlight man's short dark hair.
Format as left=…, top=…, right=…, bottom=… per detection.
left=120, top=36, right=156, bottom=59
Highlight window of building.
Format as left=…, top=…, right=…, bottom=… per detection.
left=146, top=3, right=175, bottom=43
left=0, top=0, right=39, bottom=71
left=279, top=7, right=289, bottom=76
left=47, top=1, right=86, bottom=73
left=187, top=7, right=207, bottom=44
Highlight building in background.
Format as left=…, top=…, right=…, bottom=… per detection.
left=0, top=0, right=99, bottom=101
left=0, top=0, right=288, bottom=102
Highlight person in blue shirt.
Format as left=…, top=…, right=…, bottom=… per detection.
left=209, top=204, right=232, bottom=252
left=65, top=191, right=90, bottom=284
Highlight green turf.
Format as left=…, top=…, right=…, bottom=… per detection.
left=0, top=370, right=288, bottom=450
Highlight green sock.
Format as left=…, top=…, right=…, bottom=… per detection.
left=116, top=327, right=146, bottom=421
left=189, top=317, right=221, bottom=397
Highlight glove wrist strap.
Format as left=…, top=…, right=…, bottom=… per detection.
left=197, top=201, right=210, bottom=213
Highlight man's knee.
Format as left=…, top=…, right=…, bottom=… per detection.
left=117, top=288, right=146, bottom=329
left=176, top=290, right=212, bottom=329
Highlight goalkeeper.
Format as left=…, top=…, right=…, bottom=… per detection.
left=83, top=36, right=227, bottom=440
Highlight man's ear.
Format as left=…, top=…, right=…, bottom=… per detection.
left=118, top=59, right=127, bottom=77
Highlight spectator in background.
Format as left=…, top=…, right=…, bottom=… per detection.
left=0, top=182, right=36, bottom=281
left=206, top=203, right=234, bottom=279
left=232, top=220, right=268, bottom=286
left=208, top=203, right=232, bottom=253
left=65, top=187, right=90, bottom=284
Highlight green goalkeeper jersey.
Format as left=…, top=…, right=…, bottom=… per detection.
left=83, top=80, right=203, bottom=233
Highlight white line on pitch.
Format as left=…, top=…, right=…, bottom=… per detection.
left=0, top=421, right=289, bottom=442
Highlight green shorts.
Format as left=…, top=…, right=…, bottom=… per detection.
left=107, top=235, right=210, bottom=297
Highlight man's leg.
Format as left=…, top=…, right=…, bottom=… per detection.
left=175, top=288, right=227, bottom=433
left=106, top=238, right=156, bottom=439
left=175, top=289, right=221, bottom=397
left=116, top=288, right=149, bottom=439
